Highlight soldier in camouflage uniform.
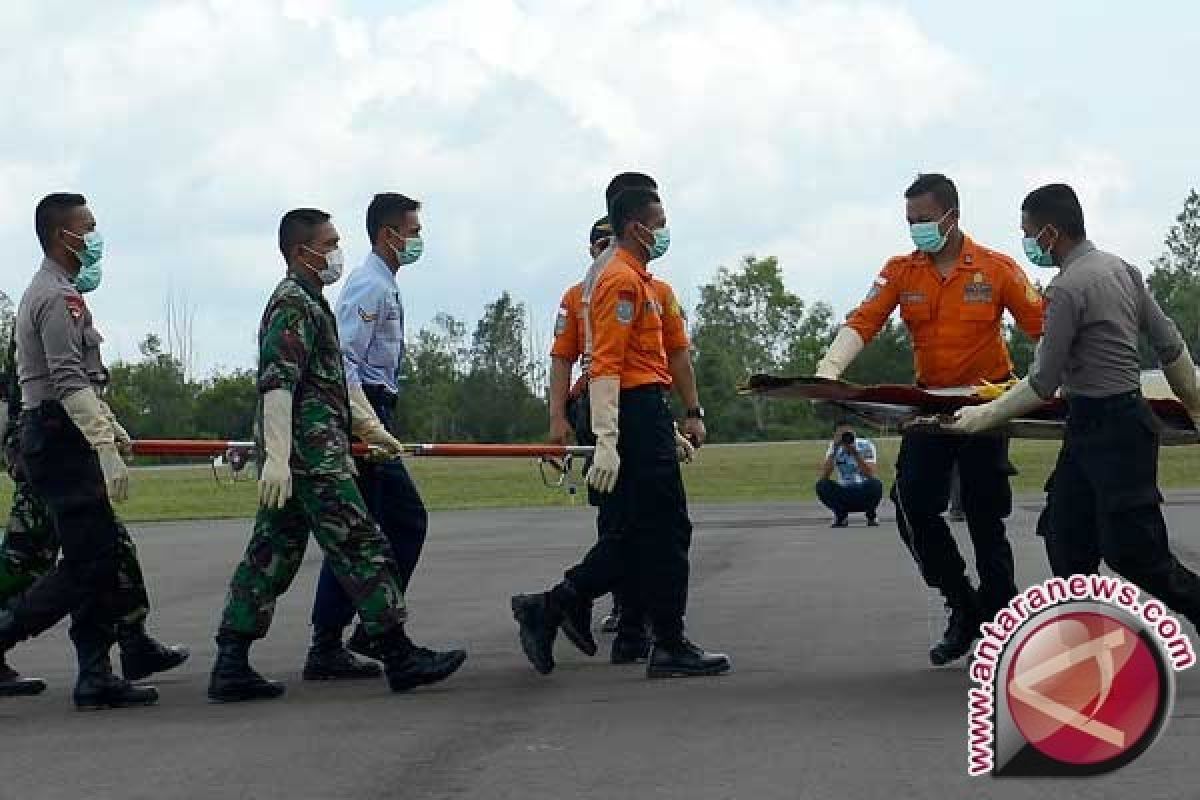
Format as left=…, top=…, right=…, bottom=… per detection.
left=207, top=208, right=465, bottom=703
left=0, top=352, right=189, bottom=696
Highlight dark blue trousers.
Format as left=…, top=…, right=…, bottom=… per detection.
left=310, top=385, right=428, bottom=631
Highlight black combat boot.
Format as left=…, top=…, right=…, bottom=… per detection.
left=646, top=638, right=732, bottom=679
left=929, top=585, right=983, bottom=666
left=72, top=630, right=159, bottom=710
left=511, top=592, right=562, bottom=674
left=380, top=628, right=467, bottom=692
left=303, top=626, right=382, bottom=681
left=346, top=623, right=385, bottom=662
left=117, top=624, right=190, bottom=681
left=548, top=583, right=597, bottom=657
left=0, top=611, right=46, bottom=696
left=610, top=635, right=651, bottom=665
left=207, top=633, right=285, bottom=703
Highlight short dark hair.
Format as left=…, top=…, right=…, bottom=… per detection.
left=366, top=193, right=420, bottom=244
left=278, top=208, right=331, bottom=259
left=904, top=173, right=959, bottom=213
left=609, top=188, right=661, bottom=237
left=589, top=216, right=613, bottom=244
left=1021, top=183, right=1086, bottom=239
left=35, top=193, right=87, bottom=252
left=605, top=172, right=657, bottom=206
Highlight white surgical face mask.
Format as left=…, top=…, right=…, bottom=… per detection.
left=303, top=245, right=344, bottom=284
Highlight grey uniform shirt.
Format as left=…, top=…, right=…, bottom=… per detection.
left=16, top=258, right=108, bottom=408
left=1029, top=241, right=1184, bottom=400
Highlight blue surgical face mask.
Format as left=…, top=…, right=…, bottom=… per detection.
left=390, top=231, right=424, bottom=266
left=1022, top=226, right=1056, bottom=267
left=909, top=210, right=954, bottom=254
left=648, top=225, right=671, bottom=261
left=63, top=230, right=105, bottom=292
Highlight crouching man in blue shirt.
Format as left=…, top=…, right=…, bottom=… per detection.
left=815, top=421, right=882, bottom=528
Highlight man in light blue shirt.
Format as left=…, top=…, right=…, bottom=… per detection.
left=303, top=192, right=465, bottom=681
left=815, top=420, right=882, bottom=528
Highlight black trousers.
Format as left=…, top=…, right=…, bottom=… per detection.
left=562, top=385, right=692, bottom=642
left=892, top=429, right=1017, bottom=614
left=815, top=478, right=882, bottom=517
left=9, top=401, right=121, bottom=647
left=310, top=385, right=428, bottom=631
left=1045, top=392, right=1200, bottom=626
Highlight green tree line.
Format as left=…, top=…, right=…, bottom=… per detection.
left=1, top=189, right=1197, bottom=443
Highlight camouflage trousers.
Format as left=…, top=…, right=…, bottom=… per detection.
left=218, top=473, right=407, bottom=640
left=0, top=478, right=150, bottom=629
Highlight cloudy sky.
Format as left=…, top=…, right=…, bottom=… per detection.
left=3, top=0, right=1197, bottom=375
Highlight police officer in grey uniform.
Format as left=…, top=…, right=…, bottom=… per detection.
left=302, top=192, right=463, bottom=679
left=0, top=193, right=158, bottom=709
left=948, top=183, right=1200, bottom=628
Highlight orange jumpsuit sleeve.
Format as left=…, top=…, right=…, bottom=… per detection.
left=550, top=286, right=581, bottom=361
left=657, top=282, right=690, bottom=352
left=844, top=258, right=905, bottom=344
left=588, top=272, right=640, bottom=380
left=998, top=258, right=1045, bottom=340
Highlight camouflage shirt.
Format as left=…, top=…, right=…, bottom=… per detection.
left=257, top=275, right=352, bottom=478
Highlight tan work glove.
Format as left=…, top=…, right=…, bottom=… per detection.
left=348, top=384, right=404, bottom=458
left=258, top=388, right=293, bottom=509
left=674, top=423, right=696, bottom=463
left=814, top=327, right=864, bottom=381
left=943, top=378, right=1044, bottom=435
left=62, top=387, right=129, bottom=502
left=1162, top=350, right=1200, bottom=428
left=586, top=377, right=621, bottom=493
left=99, top=398, right=133, bottom=458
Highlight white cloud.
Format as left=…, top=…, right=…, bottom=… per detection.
left=1, top=0, right=1188, bottom=379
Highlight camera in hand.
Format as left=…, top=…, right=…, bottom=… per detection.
left=840, top=431, right=855, bottom=446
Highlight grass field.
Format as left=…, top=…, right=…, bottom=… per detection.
left=4, top=438, right=1200, bottom=523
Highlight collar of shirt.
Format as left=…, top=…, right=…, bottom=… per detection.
left=366, top=251, right=399, bottom=286
left=285, top=273, right=332, bottom=313
left=1059, top=239, right=1096, bottom=271
left=613, top=246, right=652, bottom=281
left=915, top=233, right=980, bottom=277
left=40, top=256, right=75, bottom=284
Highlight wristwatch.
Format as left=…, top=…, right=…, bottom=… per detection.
left=685, top=406, right=705, bottom=420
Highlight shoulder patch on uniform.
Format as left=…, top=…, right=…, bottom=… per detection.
left=616, top=293, right=636, bottom=325
left=554, top=307, right=568, bottom=335
left=358, top=306, right=378, bottom=322
left=64, top=294, right=85, bottom=320
left=864, top=285, right=881, bottom=302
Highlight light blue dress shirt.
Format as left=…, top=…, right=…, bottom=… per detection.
left=336, top=252, right=405, bottom=394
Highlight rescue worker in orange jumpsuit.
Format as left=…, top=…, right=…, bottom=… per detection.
left=548, top=214, right=701, bottom=662
left=815, top=173, right=1044, bottom=665
left=514, top=185, right=729, bottom=679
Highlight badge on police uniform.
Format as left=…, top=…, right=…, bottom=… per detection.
left=358, top=306, right=378, bottom=322
left=65, top=294, right=85, bottom=320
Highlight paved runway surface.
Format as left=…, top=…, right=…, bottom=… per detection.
left=3, top=497, right=1198, bottom=800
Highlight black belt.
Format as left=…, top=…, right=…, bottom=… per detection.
left=1065, top=389, right=1142, bottom=416
left=361, top=384, right=398, bottom=405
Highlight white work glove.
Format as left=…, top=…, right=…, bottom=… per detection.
left=348, top=384, right=404, bottom=458
left=1162, top=350, right=1200, bottom=428
left=62, top=387, right=130, bottom=503
left=674, top=423, right=696, bottom=463
left=814, top=327, right=865, bottom=381
left=943, top=378, right=1045, bottom=435
left=99, top=399, right=133, bottom=458
left=586, top=377, right=621, bottom=493
left=258, top=388, right=294, bottom=509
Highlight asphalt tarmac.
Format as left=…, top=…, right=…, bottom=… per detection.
left=2, top=497, right=1197, bottom=800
